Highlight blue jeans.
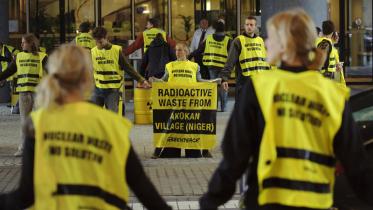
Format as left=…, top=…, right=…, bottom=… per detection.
left=209, top=68, right=228, bottom=111
left=91, top=87, right=120, bottom=113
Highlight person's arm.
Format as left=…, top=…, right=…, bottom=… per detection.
left=0, top=118, right=35, bottom=209
left=123, top=34, right=144, bottom=56
left=125, top=146, right=172, bottom=210
left=220, top=38, right=241, bottom=82
left=200, top=79, right=262, bottom=210
left=118, top=52, right=145, bottom=83
left=226, top=38, right=232, bottom=53
left=160, top=70, right=169, bottom=81
left=42, top=56, right=48, bottom=73
left=0, top=56, right=12, bottom=62
left=333, top=102, right=373, bottom=204
left=140, top=51, right=149, bottom=77
left=189, top=30, right=200, bottom=52
left=0, top=60, right=17, bottom=81
left=196, top=66, right=210, bottom=82
left=220, top=38, right=241, bottom=90
left=189, top=41, right=206, bottom=60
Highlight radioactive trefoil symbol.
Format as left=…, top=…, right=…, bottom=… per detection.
left=147, top=101, right=153, bottom=110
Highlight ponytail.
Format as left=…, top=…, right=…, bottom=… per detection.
left=35, top=74, right=67, bottom=108
left=306, top=48, right=327, bottom=70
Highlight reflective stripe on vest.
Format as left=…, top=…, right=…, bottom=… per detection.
left=166, top=60, right=198, bottom=83
left=76, top=33, right=96, bottom=49
left=31, top=102, right=132, bottom=210
left=252, top=69, right=349, bottom=209
left=143, top=28, right=166, bottom=52
left=238, top=35, right=270, bottom=76
left=15, top=52, right=46, bottom=92
left=316, top=37, right=337, bottom=73
left=91, top=45, right=122, bottom=89
left=202, top=35, right=230, bottom=68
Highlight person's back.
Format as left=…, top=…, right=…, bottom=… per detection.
left=251, top=69, right=348, bottom=208
left=142, top=33, right=176, bottom=79
left=200, top=9, right=373, bottom=210
left=316, top=20, right=338, bottom=78
left=0, top=44, right=171, bottom=210
left=75, top=22, right=96, bottom=50
left=31, top=102, right=132, bottom=209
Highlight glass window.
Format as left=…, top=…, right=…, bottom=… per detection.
left=30, top=0, right=61, bottom=51
left=346, top=0, right=372, bottom=79
left=241, top=0, right=260, bottom=35
left=190, top=0, right=238, bottom=39
left=66, top=0, right=95, bottom=42
left=171, top=0, right=195, bottom=42
left=221, top=0, right=237, bottom=38
left=101, top=0, right=132, bottom=44
left=8, top=0, right=27, bottom=48
left=29, top=0, right=95, bottom=51
left=134, top=0, right=168, bottom=36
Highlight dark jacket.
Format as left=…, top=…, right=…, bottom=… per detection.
left=199, top=65, right=373, bottom=210
left=141, top=36, right=176, bottom=79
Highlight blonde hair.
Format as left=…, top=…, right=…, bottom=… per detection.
left=36, top=44, right=94, bottom=108
left=266, top=9, right=326, bottom=70
left=176, top=43, right=190, bottom=54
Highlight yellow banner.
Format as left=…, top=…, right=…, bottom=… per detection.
left=152, top=83, right=217, bottom=149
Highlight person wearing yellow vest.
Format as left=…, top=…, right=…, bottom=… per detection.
left=0, top=45, right=171, bottom=210
left=200, top=9, right=373, bottom=210
left=151, top=43, right=218, bottom=158
left=0, top=42, right=17, bottom=72
left=124, top=18, right=176, bottom=56
left=91, top=27, right=150, bottom=113
left=316, top=20, right=341, bottom=79
left=0, top=34, right=47, bottom=157
left=220, top=16, right=271, bottom=101
left=189, top=20, right=232, bottom=112
left=73, top=21, right=96, bottom=50
left=0, top=42, right=19, bottom=113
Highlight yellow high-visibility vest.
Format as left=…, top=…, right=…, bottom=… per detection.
left=238, top=35, right=270, bottom=76
left=202, top=34, right=230, bottom=68
left=143, top=28, right=166, bottom=52
left=16, top=52, right=46, bottom=92
left=252, top=69, right=349, bottom=209
left=91, top=45, right=122, bottom=89
left=316, top=37, right=338, bottom=73
left=1, top=44, right=18, bottom=81
left=31, top=102, right=132, bottom=210
left=166, top=60, right=198, bottom=83
left=76, top=33, right=96, bottom=49
left=39, top=47, right=47, bottom=53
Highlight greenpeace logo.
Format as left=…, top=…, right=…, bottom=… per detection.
left=167, top=137, right=200, bottom=143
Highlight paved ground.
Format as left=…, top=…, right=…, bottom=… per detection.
left=1, top=84, right=372, bottom=210
left=0, top=95, right=238, bottom=209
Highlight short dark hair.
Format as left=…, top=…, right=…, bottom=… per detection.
left=92, top=27, right=107, bottom=39
left=316, top=27, right=321, bottom=35
left=79, top=22, right=91, bottom=33
left=148, top=18, right=160, bottom=28
left=213, top=21, right=225, bottom=33
left=246, top=16, right=257, bottom=22
left=322, top=20, right=335, bottom=36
